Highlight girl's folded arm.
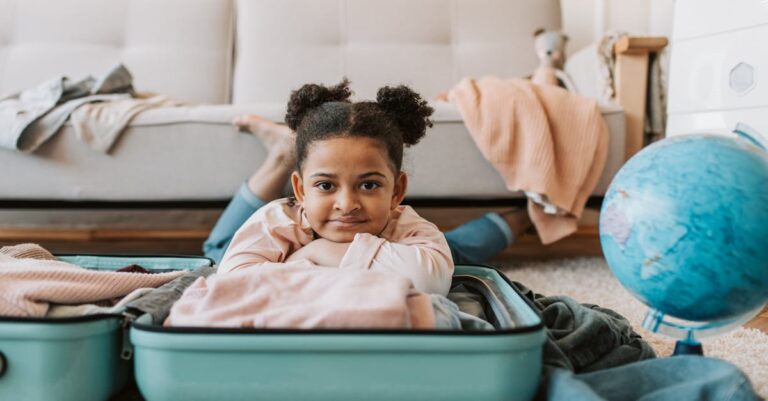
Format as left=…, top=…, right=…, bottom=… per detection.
left=338, top=220, right=454, bottom=295
left=217, top=201, right=310, bottom=273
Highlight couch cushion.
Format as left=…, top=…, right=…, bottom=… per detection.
left=0, top=102, right=623, bottom=200
left=0, top=0, right=234, bottom=104
left=232, top=0, right=561, bottom=104
left=0, top=115, right=265, bottom=201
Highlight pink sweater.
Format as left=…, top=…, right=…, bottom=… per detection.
left=218, top=198, right=454, bottom=295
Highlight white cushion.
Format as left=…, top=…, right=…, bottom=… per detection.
left=0, top=0, right=234, bottom=104
left=232, top=0, right=561, bottom=103
left=0, top=103, right=624, bottom=200
left=0, top=115, right=265, bottom=201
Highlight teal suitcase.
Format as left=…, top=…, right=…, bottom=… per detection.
left=0, top=255, right=213, bottom=401
left=131, top=264, right=546, bottom=401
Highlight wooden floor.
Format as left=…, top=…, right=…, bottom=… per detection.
left=1, top=206, right=765, bottom=335
left=0, top=206, right=605, bottom=258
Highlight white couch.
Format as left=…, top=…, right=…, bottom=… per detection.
left=0, top=0, right=625, bottom=203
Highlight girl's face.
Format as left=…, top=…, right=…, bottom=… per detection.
left=290, top=136, right=407, bottom=243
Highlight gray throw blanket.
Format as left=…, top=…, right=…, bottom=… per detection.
left=0, top=64, right=132, bottom=152
left=511, top=281, right=656, bottom=373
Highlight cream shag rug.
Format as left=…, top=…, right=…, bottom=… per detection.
left=499, top=257, right=768, bottom=399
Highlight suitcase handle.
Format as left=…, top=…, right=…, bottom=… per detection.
left=0, top=351, right=5, bottom=378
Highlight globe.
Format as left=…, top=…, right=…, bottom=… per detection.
left=599, top=129, right=768, bottom=341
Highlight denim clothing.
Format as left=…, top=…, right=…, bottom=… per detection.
left=203, top=183, right=267, bottom=264
left=543, top=356, right=761, bottom=401
left=203, top=182, right=512, bottom=265
left=445, top=212, right=514, bottom=265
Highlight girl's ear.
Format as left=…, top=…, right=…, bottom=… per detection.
left=391, top=171, right=408, bottom=209
left=291, top=171, right=305, bottom=204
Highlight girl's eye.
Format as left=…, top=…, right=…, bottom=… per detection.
left=360, top=181, right=381, bottom=191
left=315, top=182, right=334, bottom=191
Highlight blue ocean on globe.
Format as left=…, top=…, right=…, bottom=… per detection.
left=600, top=133, right=768, bottom=323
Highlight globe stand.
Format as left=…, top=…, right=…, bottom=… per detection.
left=642, top=305, right=764, bottom=356
left=672, top=340, right=703, bottom=356
left=671, top=330, right=703, bottom=356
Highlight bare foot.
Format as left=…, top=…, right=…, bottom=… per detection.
left=499, top=208, right=532, bottom=238
left=233, top=114, right=295, bottom=165
left=234, top=115, right=297, bottom=200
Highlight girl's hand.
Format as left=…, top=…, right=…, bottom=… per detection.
left=286, top=238, right=352, bottom=267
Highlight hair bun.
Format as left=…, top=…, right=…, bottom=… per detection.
left=376, top=85, right=433, bottom=146
left=285, top=79, right=352, bottom=131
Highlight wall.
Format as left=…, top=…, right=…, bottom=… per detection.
left=561, top=0, right=675, bottom=55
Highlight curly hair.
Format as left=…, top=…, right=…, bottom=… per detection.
left=285, top=79, right=433, bottom=173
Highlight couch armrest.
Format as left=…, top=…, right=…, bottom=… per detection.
left=613, top=36, right=668, bottom=160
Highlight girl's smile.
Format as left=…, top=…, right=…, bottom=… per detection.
left=328, top=216, right=369, bottom=229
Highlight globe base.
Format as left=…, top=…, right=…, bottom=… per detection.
left=672, top=340, right=703, bottom=356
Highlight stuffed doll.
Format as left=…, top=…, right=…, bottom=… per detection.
left=531, top=28, right=577, bottom=91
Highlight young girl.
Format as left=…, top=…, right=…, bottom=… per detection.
left=206, top=81, right=533, bottom=294
left=216, top=80, right=455, bottom=294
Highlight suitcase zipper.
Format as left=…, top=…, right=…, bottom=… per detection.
left=120, top=311, right=138, bottom=360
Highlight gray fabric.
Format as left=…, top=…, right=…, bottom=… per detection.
left=0, top=64, right=134, bottom=152
left=431, top=294, right=463, bottom=329
left=456, top=308, right=495, bottom=330
left=511, top=281, right=656, bottom=373
left=46, top=288, right=154, bottom=318
left=430, top=293, right=494, bottom=331
left=447, top=290, right=489, bottom=321
left=18, top=93, right=129, bottom=151
left=125, top=265, right=215, bottom=324
left=447, top=285, right=498, bottom=330
left=0, top=77, right=63, bottom=149
left=91, top=66, right=133, bottom=95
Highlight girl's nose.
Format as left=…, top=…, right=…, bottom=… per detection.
left=334, top=190, right=361, bottom=213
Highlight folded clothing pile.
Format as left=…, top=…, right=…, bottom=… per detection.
left=0, top=243, right=494, bottom=330
left=163, top=262, right=494, bottom=330
left=0, top=243, right=185, bottom=318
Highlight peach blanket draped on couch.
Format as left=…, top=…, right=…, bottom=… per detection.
left=447, top=76, right=609, bottom=244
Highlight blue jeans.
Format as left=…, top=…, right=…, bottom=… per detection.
left=203, top=183, right=514, bottom=265
left=545, top=356, right=761, bottom=401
